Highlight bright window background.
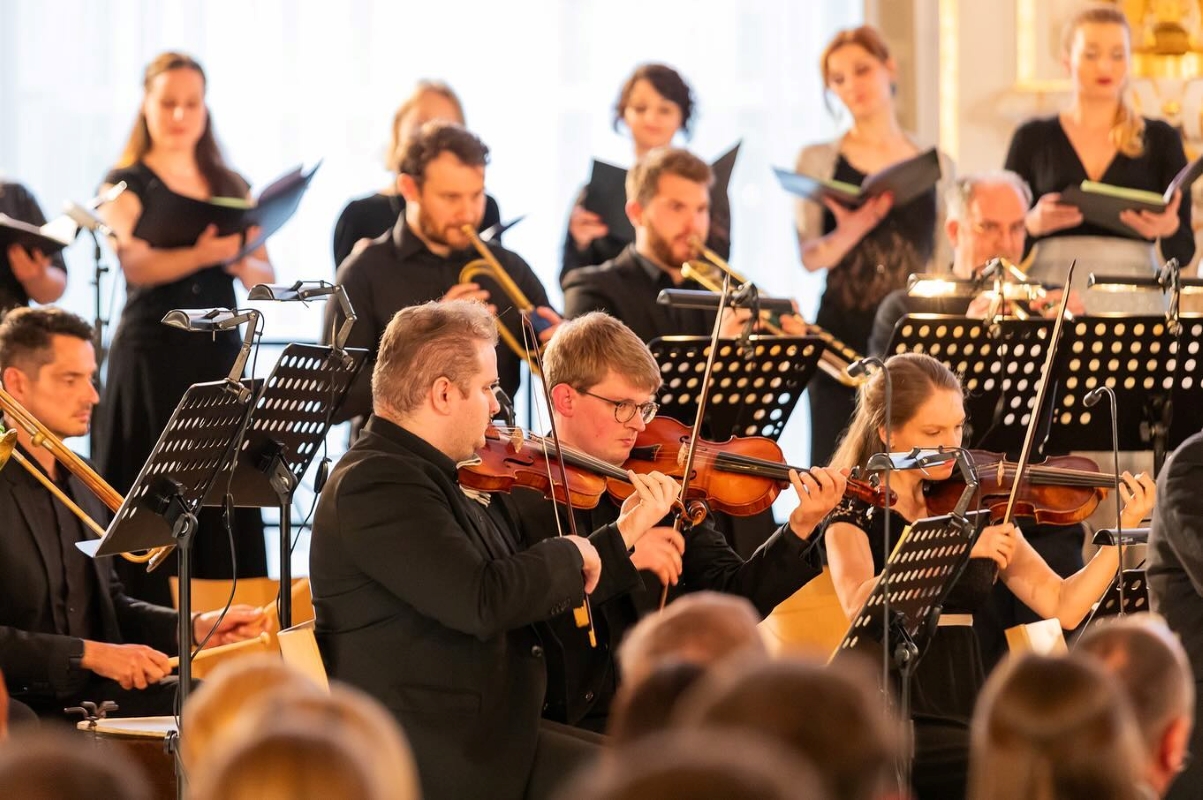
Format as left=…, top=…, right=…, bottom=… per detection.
left=0, top=0, right=862, bottom=576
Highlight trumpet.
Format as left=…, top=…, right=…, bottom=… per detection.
left=459, top=224, right=547, bottom=377
left=0, top=387, right=173, bottom=571
left=684, top=238, right=865, bottom=388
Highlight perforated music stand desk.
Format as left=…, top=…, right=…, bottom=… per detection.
left=884, top=314, right=1203, bottom=467
left=85, top=379, right=254, bottom=795
left=839, top=510, right=988, bottom=660
left=201, top=343, right=369, bottom=628
left=648, top=335, right=824, bottom=441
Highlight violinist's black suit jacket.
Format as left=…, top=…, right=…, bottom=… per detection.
left=310, top=416, right=588, bottom=800
left=493, top=489, right=823, bottom=729
left=0, top=450, right=177, bottom=706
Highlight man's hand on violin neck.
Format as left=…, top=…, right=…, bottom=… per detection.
left=566, top=536, right=602, bottom=594
left=630, top=526, right=686, bottom=587
left=616, top=470, right=681, bottom=549
left=786, top=467, right=848, bottom=540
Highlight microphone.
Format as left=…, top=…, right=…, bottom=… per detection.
left=63, top=202, right=112, bottom=236
left=847, top=355, right=884, bottom=379
left=865, top=448, right=959, bottom=473
left=1088, top=384, right=1126, bottom=615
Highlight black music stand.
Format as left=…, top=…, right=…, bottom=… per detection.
left=1084, top=568, right=1150, bottom=622
left=884, top=315, right=1055, bottom=453
left=84, top=380, right=254, bottom=799
left=202, top=343, right=368, bottom=628
left=648, top=335, right=824, bottom=440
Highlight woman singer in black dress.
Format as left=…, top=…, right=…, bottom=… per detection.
left=794, top=26, right=954, bottom=466
left=97, top=52, right=273, bottom=606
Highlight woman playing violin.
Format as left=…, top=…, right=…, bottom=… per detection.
left=490, top=311, right=848, bottom=733
left=824, top=352, right=1155, bottom=798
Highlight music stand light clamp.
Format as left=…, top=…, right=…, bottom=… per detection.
left=249, top=281, right=358, bottom=364
left=1088, top=258, right=1203, bottom=336
left=161, top=307, right=261, bottom=401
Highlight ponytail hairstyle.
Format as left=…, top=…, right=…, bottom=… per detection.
left=1062, top=4, right=1145, bottom=158
left=829, top=353, right=962, bottom=472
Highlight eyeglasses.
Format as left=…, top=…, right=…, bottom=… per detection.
left=578, top=389, right=659, bottom=424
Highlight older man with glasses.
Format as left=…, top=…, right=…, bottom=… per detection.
left=487, top=311, right=847, bottom=734
left=867, top=170, right=1085, bottom=357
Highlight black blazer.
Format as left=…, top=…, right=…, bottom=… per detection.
left=309, top=416, right=587, bottom=800
left=561, top=245, right=717, bottom=344
left=1149, top=432, right=1203, bottom=677
left=0, top=455, right=177, bottom=702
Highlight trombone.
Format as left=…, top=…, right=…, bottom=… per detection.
left=459, top=224, right=547, bottom=377
left=684, top=238, right=865, bottom=388
left=0, top=387, right=172, bottom=571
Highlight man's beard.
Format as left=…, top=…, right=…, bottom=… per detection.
left=647, top=225, right=698, bottom=269
left=417, top=208, right=475, bottom=252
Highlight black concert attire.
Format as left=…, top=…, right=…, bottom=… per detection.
left=0, top=443, right=179, bottom=719
left=562, top=243, right=778, bottom=558
left=808, top=157, right=938, bottom=466
left=827, top=496, right=996, bottom=800
left=1004, top=116, right=1194, bottom=266
left=0, top=182, right=67, bottom=316
left=327, top=216, right=550, bottom=434
left=559, top=185, right=730, bottom=286
left=868, top=291, right=1088, bottom=670
left=310, top=415, right=594, bottom=800
left=332, top=191, right=501, bottom=271
left=93, top=163, right=267, bottom=608
left=1148, top=431, right=1203, bottom=800
left=493, top=488, right=823, bottom=732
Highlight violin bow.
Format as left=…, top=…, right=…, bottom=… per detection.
left=519, top=312, right=597, bottom=647
left=657, top=266, right=734, bottom=609
left=999, top=261, right=1077, bottom=533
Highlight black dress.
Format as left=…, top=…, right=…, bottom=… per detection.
left=827, top=495, right=995, bottom=800
left=95, top=163, right=266, bottom=607
left=331, top=191, right=501, bottom=271
left=809, top=157, right=937, bottom=465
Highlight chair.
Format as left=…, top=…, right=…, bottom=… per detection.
left=169, top=576, right=281, bottom=614
left=1005, top=618, right=1069, bottom=656
left=277, top=620, right=330, bottom=692
left=758, top=567, right=850, bottom=658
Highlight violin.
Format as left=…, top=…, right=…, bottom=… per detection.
left=924, top=449, right=1113, bottom=525
left=457, top=426, right=708, bottom=523
left=615, top=417, right=893, bottom=517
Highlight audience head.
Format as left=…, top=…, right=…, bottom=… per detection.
left=118, top=51, right=241, bottom=196
left=388, top=80, right=466, bottom=173
left=1077, top=614, right=1194, bottom=796
left=618, top=591, right=765, bottom=689
left=0, top=306, right=98, bottom=441
left=676, top=655, right=902, bottom=800
left=944, top=171, right=1032, bottom=276
left=397, top=121, right=490, bottom=253
left=969, top=652, right=1145, bottom=800
left=626, top=146, right=712, bottom=270
left=607, top=660, right=705, bottom=745
left=192, top=681, right=419, bottom=800
left=542, top=312, right=661, bottom=464
left=558, top=729, right=829, bottom=800
left=820, top=26, right=896, bottom=119
left=1061, top=4, right=1144, bottom=157
left=372, top=300, right=499, bottom=460
left=613, top=63, right=695, bottom=152
left=181, top=654, right=322, bottom=770
left=0, top=728, right=151, bottom=800
left=830, top=352, right=962, bottom=475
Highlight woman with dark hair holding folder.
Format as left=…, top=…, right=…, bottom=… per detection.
left=1003, top=4, right=1192, bottom=313
left=794, top=25, right=953, bottom=466
left=96, top=51, right=273, bottom=605
left=562, top=63, right=731, bottom=284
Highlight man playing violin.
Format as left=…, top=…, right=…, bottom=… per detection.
left=326, top=121, right=559, bottom=437
left=0, top=307, right=265, bottom=722
left=489, top=311, right=848, bottom=733
left=310, top=300, right=682, bottom=800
